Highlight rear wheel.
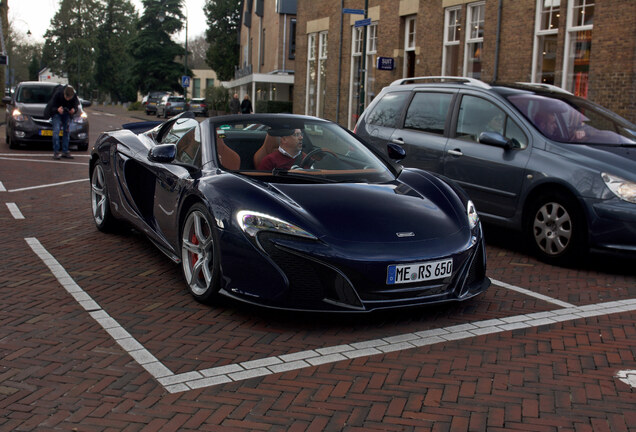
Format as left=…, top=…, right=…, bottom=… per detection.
left=181, top=203, right=221, bottom=303
left=90, top=163, right=117, bottom=232
left=525, top=191, right=586, bottom=264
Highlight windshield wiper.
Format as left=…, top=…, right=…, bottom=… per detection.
left=271, top=168, right=337, bottom=183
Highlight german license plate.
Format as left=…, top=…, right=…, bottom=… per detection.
left=387, top=258, right=453, bottom=285
left=40, top=130, right=63, bottom=136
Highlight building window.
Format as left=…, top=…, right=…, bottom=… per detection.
left=317, top=31, right=328, bottom=118
left=193, top=78, right=201, bottom=98
left=533, top=0, right=560, bottom=85
left=348, top=23, right=378, bottom=129
left=289, top=19, right=296, bottom=59
left=403, top=16, right=416, bottom=78
left=464, top=2, right=484, bottom=79
left=305, top=33, right=317, bottom=116
left=442, top=7, right=462, bottom=76
left=564, top=0, right=594, bottom=97
left=206, top=79, right=215, bottom=89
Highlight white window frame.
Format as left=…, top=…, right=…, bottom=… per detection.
left=348, top=24, right=378, bottom=129
left=403, top=16, right=416, bottom=78
left=316, top=31, right=328, bottom=118
left=532, top=0, right=561, bottom=84
left=305, top=33, right=317, bottom=115
left=463, top=2, right=484, bottom=78
left=442, top=6, right=462, bottom=76
left=562, top=0, right=594, bottom=94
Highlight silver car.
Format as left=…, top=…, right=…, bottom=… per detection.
left=156, top=95, right=186, bottom=118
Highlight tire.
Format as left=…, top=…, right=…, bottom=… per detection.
left=90, top=163, right=117, bottom=232
left=525, top=191, right=586, bottom=264
left=181, top=203, right=221, bottom=303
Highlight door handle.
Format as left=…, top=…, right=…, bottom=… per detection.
left=391, top=138, right=405, bottom=145
left=447, top=149, right=463, bottom=157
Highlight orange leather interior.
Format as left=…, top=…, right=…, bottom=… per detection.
left=216, top=137, right=240, bottom=170
left=253, top=134, right=279, bottom=169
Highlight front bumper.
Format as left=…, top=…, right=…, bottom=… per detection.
left=588, top=198, right=636, bottom=254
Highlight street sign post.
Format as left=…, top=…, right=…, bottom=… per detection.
left=354, top=18, right=371, bottom=27
left=181, top=76, right=190, bottom=88
left=343, top=8, right=365, bottom=15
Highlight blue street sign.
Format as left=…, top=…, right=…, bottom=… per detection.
left=181, top=76, right=191, bottom=88
left=377, top=57, right=395, bottom=71
left=354, top=18, right=371, bottom=27
left=343, top=8, right=365, bottom=15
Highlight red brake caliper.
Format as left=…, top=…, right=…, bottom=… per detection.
left=190, top=232, right=199, bottom=272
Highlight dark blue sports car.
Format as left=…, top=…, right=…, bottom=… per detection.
left=89, top=113, right=489, bottom=311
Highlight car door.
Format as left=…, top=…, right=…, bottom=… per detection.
left=389, top=90, right=456, bottom=173
left=151, top=117, right=202, bottom=249
left=443, top=92, right=532, bottom=219
left=356, top=91, right=410, bottom=156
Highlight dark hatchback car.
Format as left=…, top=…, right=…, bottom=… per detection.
left=3, top=81, right=89, bottom=150
left=355, top=77, right=636, bottom=264
left=144, top=90, right=170, bottom=115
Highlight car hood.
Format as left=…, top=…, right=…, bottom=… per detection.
left=14, top=102, right=48, bottom=118
left=266, top=178, right=468, bottom=248
left=549, top=142, right=636, bottom=178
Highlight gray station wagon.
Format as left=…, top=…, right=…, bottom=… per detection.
left=355, top=77, right=636, bottom=264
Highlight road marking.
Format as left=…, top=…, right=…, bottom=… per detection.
left=0, top=156, right=87, bottom=166
left=0, top=181, right=5, bottom=192
left=7, top=203, right=25, bottom=219
left=492, top=278, right=575, bottom=308
left=0, top=153, right=90, bottom=158
left=26, top=237, right=636, bottom=394
left=616, top=370, right=636, bottom=388
left=8, top=179, right=87, bottom=193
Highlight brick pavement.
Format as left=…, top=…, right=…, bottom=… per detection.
left=0, top=111, right=635, bottom=431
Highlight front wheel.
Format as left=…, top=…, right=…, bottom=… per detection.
left=525, top=192, right=586, bottom=264
left=91, top=163, right=117, bottom=232
left=181, top=203, right=221, bottom=303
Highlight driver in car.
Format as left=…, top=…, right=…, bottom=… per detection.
left=257, top=128, right=305, bottom=171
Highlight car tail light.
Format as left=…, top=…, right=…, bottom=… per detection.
left=166, top=102, right=172, bottom=107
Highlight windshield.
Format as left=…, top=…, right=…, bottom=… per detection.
left=507, top=93, right=636, bottom=145
left=16, top=85, right=57, bottom=104
left=212, top=117, right=395, bottom=183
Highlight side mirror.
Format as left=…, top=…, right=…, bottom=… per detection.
left=387, top=142, right=406, bottom=161
left=148, top=144, right=177, bottom=163
left=478, top=131, right=521, bottom=150
left=81, top=99, right=92, bottom=107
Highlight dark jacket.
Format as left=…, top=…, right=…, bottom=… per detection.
left=45, top=85, right=80, bottom=118
left=240, top=98, right=252, bottom=114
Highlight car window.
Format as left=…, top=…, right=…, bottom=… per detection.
left=404, top=92, right=452, bottom=135
left=17, top=85, right=57, bottom=104
left=161, top=118, right=201, bottom=167
left=455, top=95, right=527, bottom=148
left=365, top=91, right=410, bottom=128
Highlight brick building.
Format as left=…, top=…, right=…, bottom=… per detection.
left=293, top=0, right=635, bottom=129
left=225, top=0, right=297, bottom=112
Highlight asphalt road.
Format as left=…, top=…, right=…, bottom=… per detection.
left=1, top=105, right=635, bottom=431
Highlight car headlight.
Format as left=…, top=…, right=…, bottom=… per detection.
left=602, top=173, right=636, bottom=203
left=74, top=111, right=88, bottom=124
left=12, top=108, right=28, bottom=122
left=466, top=200, right=479, bottom=230
left=236, top=210, right=317, bottom=239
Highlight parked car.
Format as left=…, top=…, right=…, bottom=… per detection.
left=3, top=81, right=89, bottom=150
left=355, top=77, right=636, bottom=264
left=144, top=90, right=170, bottom=115
left=156, top=95, right=186, bottom=118
left=89, top=112, right=489, bottom=311
left=187, top=97, right=208, bottom=117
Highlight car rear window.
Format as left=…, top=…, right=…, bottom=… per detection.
left=365, top=91, right=409, bottom=128
left=168, top=97, right=184, bottom=102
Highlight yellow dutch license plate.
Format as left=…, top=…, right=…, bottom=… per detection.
left=40, top=130, right=63, bottom=136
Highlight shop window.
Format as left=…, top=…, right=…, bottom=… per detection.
left=564, top=0, right=594, bottom=97
left=533, top=0, right=560, bottom=85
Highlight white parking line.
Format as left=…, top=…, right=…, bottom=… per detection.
left=7, top=203, right=25, bottom=219
left=491, top=278, right=575, bottom=308
left=8, top=179, right=88, bottom=193
left=0, top=181, right=5, bottom=192
left=0, top=156, right=87, bottom=166
left=25, top=237, right=636, bottom=394
left=616, top=370, right=636, bottom=388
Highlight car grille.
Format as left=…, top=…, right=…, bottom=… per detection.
left=33, top=117, right=52, bottom=125
left=257, top=233, right=363, bottom=310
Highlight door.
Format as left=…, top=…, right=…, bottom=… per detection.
left=444, top=93, right=531, bottom=219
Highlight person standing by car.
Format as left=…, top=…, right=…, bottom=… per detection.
left=45, top=84, right=79, bottom=160
left=229, top=93, right=240, bottom=114
left=240, top=94, right=253, bottom=114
